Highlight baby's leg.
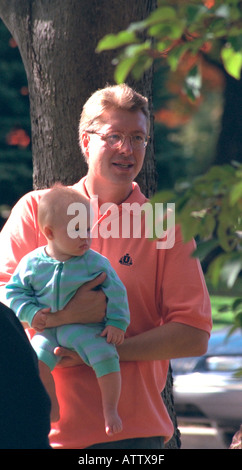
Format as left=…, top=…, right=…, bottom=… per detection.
left=98, top=371, right=122, bottom=436
left=57, top=324, right=122, bottom=433
left=38, top=360, right=60, bottom=422
left=31, top=329, right=60, bottom=422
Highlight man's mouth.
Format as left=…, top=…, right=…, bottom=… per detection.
left=113, top=162, right=133, bottom=169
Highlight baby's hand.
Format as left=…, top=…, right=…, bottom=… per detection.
left=101, top=325, right=125, bottom=345
left=31, top=307, right=51, bottom=331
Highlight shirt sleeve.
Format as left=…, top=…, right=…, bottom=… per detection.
left=5, top=255, right=46, bottom=326
left=0, top=191, right=44, bottom=304
left=159, top=225, right=212, bottom=335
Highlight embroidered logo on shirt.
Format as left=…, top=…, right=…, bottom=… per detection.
left=119, top=253, right=133, bottom=266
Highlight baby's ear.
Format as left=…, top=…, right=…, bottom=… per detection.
left=43, top=225, right=54, bottom=240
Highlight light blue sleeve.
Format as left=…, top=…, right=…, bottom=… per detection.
left=5, top=254, right=46, bottom=326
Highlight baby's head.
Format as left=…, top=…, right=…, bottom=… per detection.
left=38, top=184, right=92, bottom=259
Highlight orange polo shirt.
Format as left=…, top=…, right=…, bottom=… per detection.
left=0, top=178, right=212, bottom=447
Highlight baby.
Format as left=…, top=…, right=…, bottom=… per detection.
left=6, top=185, right=130, bottom=436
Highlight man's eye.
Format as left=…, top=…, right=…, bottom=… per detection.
left=107, top=134, right=121, bottom=144
left=132, top=135, right=144, bottom=143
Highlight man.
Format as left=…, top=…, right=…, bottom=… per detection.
left=0, top=84, right=212, bottom=449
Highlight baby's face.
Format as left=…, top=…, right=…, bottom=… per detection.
left=51, top=207, right=92, bottom=260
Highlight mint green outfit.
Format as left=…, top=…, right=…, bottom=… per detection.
left=6, top=247, right=130, bottom=377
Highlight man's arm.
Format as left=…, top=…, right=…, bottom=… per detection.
left=117, top=322, right=209, bottom=362
left=55, top=322, right=209, bottom=368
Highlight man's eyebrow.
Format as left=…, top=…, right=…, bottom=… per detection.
left=107, top=129, right=146, bottom=135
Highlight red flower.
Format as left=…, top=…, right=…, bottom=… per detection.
left=204, top=0, right=215, bottom=8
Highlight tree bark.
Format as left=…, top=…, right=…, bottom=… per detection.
left=0, top=0, right=180, bottom=448
left=0, top=0, right=157, bottom=191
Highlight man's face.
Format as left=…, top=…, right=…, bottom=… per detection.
left=82, top=108, right=148, bottom=188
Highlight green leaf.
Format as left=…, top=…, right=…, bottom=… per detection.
left=124, top=41, right=152, bottom=58
left=232, top=298, right=242, bottom=313
left=220, top=257, right=242, bottom=287
left=131, top=56, right=153, bottom=81
left=167, top=44, right=188, bottom=71
left=144, top=6, right=176, bottom=26
left=148, top=20, right=185, bottom=40
left=185, top=4, right=207, bottom=23
left=114, top=56, right=138, bottom=84
left=221, top=45, right=242, bottom=79
left=192, top=238, right=219, bottom=261
left=180, top=214, right=201, bottom=242
left=96, top=31, right=139, bottom=52
left=228, top=35, right=242, bottom=52
left=151, top=190, right=176, bottom=205
left=230, top=181, right=242, bottom=205
left=208, top=254, right=227, bottom=287
left=127, top=21, right=147, bottom=33
left=215, top=5, right=230, bottom=19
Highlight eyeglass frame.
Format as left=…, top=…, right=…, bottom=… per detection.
left=85, top=130, right=149, bottom=149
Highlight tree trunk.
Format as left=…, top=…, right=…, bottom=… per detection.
left=0, top=0, right=180, bottom=448
left=0, top=0, right=157, bottom=191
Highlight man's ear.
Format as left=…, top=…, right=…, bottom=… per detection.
left=43, top=225, right=54, bottom=240
left=81, top=131, right=90, bottom=160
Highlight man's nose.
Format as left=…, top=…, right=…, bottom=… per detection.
left=120, top=135, right=133, bottom=153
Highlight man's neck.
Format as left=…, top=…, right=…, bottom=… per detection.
left=85, top=176, right=133, bottom=206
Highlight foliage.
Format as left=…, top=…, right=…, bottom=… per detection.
left=96, top=0, right=242, bottom=97
left=151, top=161, right=242, bottom=332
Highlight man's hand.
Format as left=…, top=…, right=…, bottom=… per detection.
left=43, top=272, right=107, bottom=328
left=54, top=347, right=85, bottom=368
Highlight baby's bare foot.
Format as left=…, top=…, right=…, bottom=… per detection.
left=105, top=411, right=123, bottom=436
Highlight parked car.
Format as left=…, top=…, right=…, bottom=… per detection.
left=171, top=327, right=242, bottom=446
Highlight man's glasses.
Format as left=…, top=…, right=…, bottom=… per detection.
left=86, top=131, right=149, bottom=150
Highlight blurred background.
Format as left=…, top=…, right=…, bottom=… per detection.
left=0, top=16, right=241, bottom=449
left=0, top=19, right=225, bottom=228
left=0, top=21, right=32, bottom=228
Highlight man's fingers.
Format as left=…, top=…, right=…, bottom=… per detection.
left=54, top=346, right=69, bottom=357
left=82, top=272, right=107, bottom=291
left=41, top=307, right=52, bottom=314
left=54, top=347, right=84, bottom=368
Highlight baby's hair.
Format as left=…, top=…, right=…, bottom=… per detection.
left=38, top=183, right=90, bottom=231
